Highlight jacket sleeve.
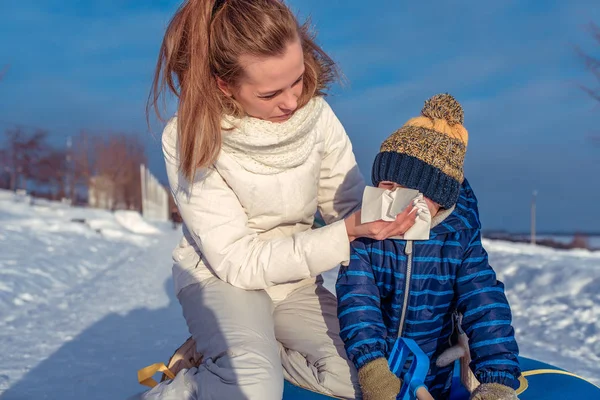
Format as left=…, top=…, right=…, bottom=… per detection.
left=456, top=229, right=521, bottom=389
left=317, top=101, right=365, bottom=224
left=163, top=118, right=352, bottom=290
left=336, top=239, right=388, bottom=370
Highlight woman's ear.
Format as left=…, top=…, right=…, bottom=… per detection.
left=216, top=76, right=233, bottom=97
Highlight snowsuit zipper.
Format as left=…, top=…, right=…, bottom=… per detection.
left=398, top=240, right=413, bottom=337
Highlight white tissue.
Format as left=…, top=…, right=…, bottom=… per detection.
left=360, top=186, right=431, bottom=240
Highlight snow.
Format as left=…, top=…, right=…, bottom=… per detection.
left=480, top=239, right=600, bottom=383
left=0, top=190, right=186, bottom=400
left=0, top=189, right=599, bottom=399
left=113, top=210, right=162, bottom=235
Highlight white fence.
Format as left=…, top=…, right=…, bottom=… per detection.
left=140, top=164, right=169, bottom=222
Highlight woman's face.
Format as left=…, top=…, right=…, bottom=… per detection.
left=217, top=39, right=305, bottom=123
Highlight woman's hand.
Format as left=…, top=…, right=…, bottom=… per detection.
left=344, top=204, right=417, bottom=242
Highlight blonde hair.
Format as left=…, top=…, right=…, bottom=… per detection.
left=148, top=0, right=339, bottom=181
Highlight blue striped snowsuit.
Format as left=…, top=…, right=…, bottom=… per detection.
left=336, top=180, right=520, bottom=399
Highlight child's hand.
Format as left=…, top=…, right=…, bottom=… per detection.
left=345, top=205, right=417, bottom=242
left=358, top=358, right=401, bottom=400
left=470, top=383, right=518, bottom=400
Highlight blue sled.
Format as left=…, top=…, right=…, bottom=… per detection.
left=282, top=356, right=600, bottom=400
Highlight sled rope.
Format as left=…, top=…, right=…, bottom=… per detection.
left=138, top=363, right=175, bottom=388
left=137, top=363, right=346, bottom=398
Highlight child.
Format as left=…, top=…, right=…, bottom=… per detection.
left=336, top=94, right=520, bottom=400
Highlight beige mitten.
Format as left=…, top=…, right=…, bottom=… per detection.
left=358, top=358, right=402, bottom=400
left=469, top=383, right=518, bottom=400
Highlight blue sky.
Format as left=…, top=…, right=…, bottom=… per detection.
left=1, top=0, right=599, bottom=232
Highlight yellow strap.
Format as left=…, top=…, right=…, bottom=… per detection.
left=515, top=375, right=528, bottom=395
left=137, top=363, right=176, bottom=388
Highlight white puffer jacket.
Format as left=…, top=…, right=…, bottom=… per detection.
left=163, top=97, right=365, bottom=301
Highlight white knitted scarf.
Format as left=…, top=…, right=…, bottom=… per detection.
left=221, top=97, right=325, bottom=175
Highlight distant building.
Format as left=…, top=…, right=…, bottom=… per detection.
left=88, top=175, right=115, bottom=210
left=140, top=164, right=169, bottom=221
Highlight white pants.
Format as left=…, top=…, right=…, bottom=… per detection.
left=134, top=277, right=359, bottom=400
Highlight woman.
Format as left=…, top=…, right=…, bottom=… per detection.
left=139, top=0, right=416, bottom=398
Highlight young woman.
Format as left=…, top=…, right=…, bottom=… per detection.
left=137, top=1, right=416, bottom=398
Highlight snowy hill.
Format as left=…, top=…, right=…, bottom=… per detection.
left=0, top=190, right=598, bottom=399
left=477, top=240, right=600, bottom=383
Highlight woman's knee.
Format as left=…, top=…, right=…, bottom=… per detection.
left=178, top=280, right=276, bottom=355
left=317, top=355, right=360, bottom=399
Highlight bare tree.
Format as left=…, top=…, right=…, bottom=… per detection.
left=3, top=127, right=48, bottom=191
left=95, top=133, right=146, bottom=211
left=34, top=148, right=68, bottom=199
left=578, top=23, right=600, bottom=103
left=0, top=147, right=10, bottom=189
left=73, top=131, right=146, bottom=210
left=71, top=130, right=100, bottom=200
left=577, top=23, right=600, bottom=143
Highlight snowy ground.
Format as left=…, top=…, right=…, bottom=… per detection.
left=478, top=240, right=600, bottom=383
left=0, top=190, right=599, bottom=399
left=0, top=191, right=187, bottom=400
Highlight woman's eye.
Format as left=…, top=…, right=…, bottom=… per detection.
left=259, top=93, right=277, bottom=100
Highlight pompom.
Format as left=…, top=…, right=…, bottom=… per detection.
left=421, top=93, right=464, bottom=125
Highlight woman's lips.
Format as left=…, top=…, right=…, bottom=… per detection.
left=270, top=112, right=292, bottom=122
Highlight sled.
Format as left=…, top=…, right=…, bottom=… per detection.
left=280, top=355, right=600, bottom=400
left=138, top=337, right=600, bottom=400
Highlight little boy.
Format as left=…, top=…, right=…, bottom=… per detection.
left=336, top=94, right=520, bottom=400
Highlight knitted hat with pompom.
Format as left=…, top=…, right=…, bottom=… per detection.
left=371, top=93, right=469, bottom=209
